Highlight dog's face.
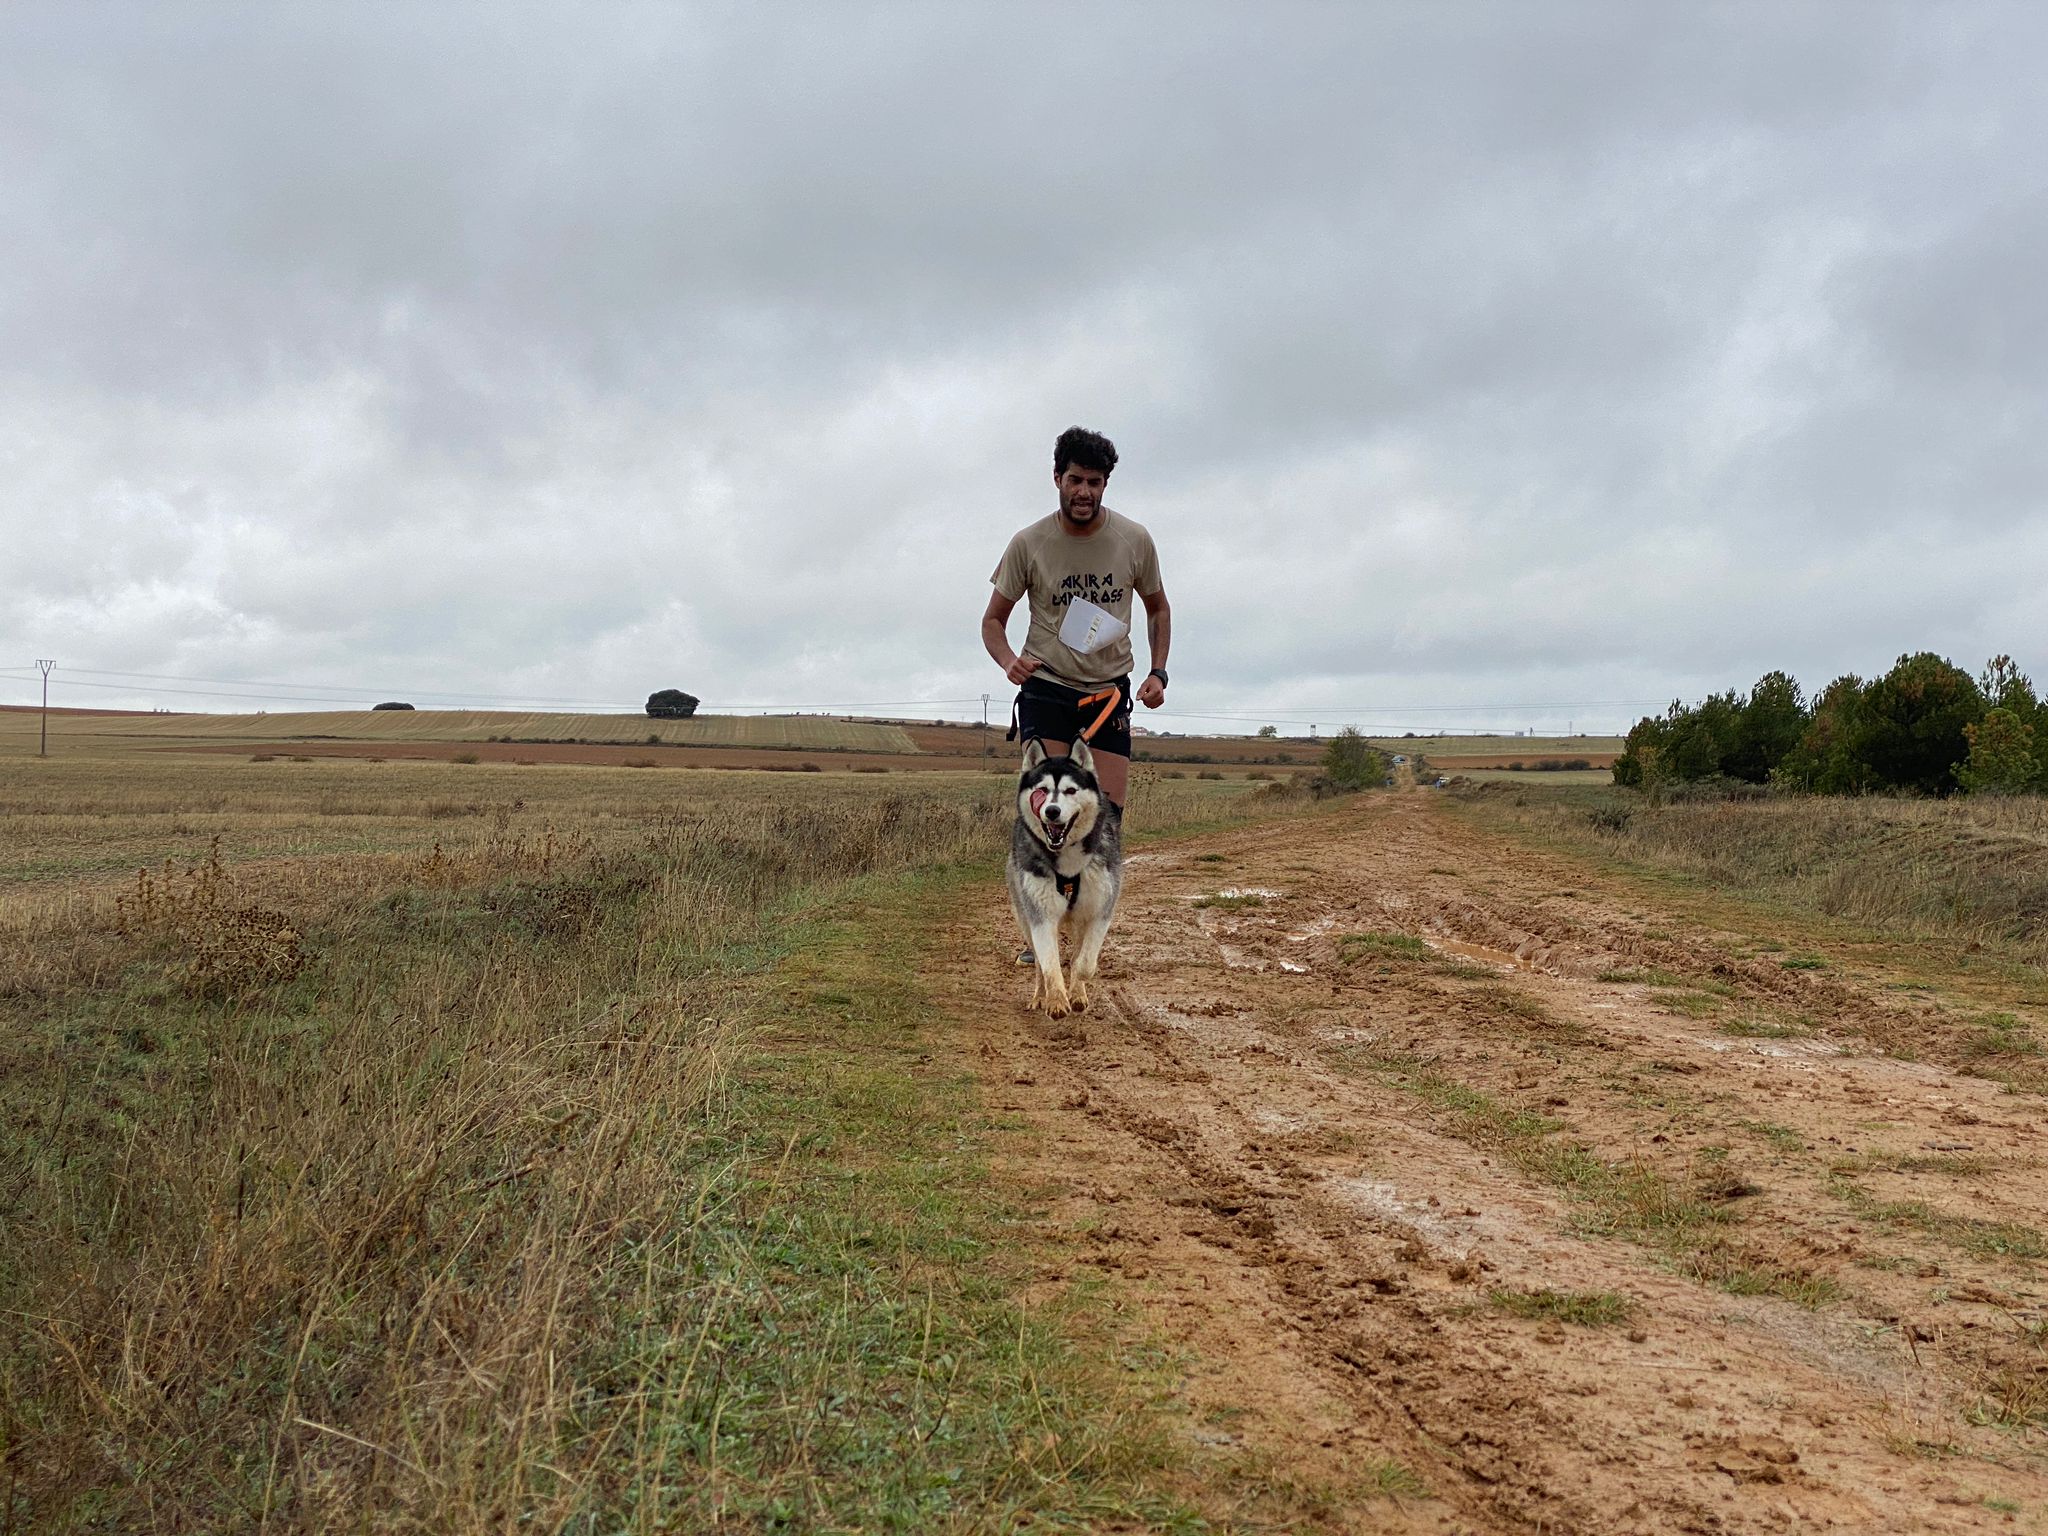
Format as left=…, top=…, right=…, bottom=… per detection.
left=1018, top=738, right=1101, bottom=853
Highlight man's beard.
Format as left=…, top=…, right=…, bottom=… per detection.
left=1061, top=494, right=1100, bottom=525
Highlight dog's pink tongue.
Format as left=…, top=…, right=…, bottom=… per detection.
left=1029, top=787, right=1049, bottom=819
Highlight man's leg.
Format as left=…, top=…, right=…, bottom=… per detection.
left=1093, top=749, right=1129, bottom=811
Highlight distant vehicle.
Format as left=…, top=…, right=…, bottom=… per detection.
left=1390, top=754, right=1407, bottom=765
left=1433, top=776, right=1449, bottom=788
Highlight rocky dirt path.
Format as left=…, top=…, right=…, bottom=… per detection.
left=927, top=793, right=2048, bottom=1534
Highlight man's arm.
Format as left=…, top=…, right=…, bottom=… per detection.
left=982, top=589, right=1042, bottom=685
left=1135, top=586, right=1171, bottom=708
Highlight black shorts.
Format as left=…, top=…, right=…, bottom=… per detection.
left=1014, top=673, right=1133, bottom=758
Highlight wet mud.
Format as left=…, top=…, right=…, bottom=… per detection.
left=931, top=795, right=2047, bottom=1533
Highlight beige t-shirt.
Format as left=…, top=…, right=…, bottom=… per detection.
left=991, top=509, right=1162, bottom=689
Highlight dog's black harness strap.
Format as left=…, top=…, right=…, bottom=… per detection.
left=1056, top=871, right=1080, bottom=907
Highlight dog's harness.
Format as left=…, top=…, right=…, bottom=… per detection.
left=1026, top=785, right=1089, bottom=910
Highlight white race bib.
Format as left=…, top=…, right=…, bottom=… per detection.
left=1057, top=596, right=1129, bottom=656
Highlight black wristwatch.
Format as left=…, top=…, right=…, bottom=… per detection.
left=1147, top=667, right=1169, bottom=688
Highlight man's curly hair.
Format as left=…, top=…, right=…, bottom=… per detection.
left=1053, top=426, right=1118, bottom=478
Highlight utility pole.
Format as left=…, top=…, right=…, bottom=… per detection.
left=36, top=659, right=54, bottom=757
left=981, top=692, right=991, bottom=756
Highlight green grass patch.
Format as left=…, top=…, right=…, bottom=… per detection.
left=1961, top=1018, right=2043, bottom=1060
left=1718, top=1017, right=1807, bottom=1040
left=1831, top=1150, right=1993, bottom=1178
left=1193, top=891, right=1267, bottom=910
left=1337, top=930, right=1429, bottom=961
left=1779, top=954, right=1829, bottom=971
left=1732, top=1118, right=1807, bottom=1153
left=1649, top=988, right=1726, bottom=1019
left=1433, top=960, right=1496, bottom=980
left=1360, top=1459, right=1433, bottom=1499
left=1833, top=1179, right=2048, bottom=1263
left=1473, top=985, right=1553, bottom=1023
left=653, top=873, right=1207, bottom=1530
left=1598, top=967, right=1735, bottom=996
left=1487, top=1287, right=1634, bottom=1327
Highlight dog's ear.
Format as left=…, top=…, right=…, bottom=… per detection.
left=1070, top=736, right=1094, bottom=773
left=1021, top=738, right=1047, bottom=770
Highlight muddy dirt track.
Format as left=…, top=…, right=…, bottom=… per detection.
left=931, top=793, right=2047, bottom=1533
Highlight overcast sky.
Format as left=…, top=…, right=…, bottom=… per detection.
left=4, top=3, right=2043, bottom=736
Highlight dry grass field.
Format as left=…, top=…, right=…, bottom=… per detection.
left=1459, top=782, right=2048, bottom=969
left=0, top=733, right=1302, bottom=1532
left=11, top=716, right=2044, bottom=1531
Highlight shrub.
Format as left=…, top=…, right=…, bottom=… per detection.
left=1320, top=727, right=1386, bottom=792
left=372, top=701, right=414, bottom=711
left=451, top=752, right=480, bottom=765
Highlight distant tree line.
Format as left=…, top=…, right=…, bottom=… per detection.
left=1614, top=654, right=2044, bottom=797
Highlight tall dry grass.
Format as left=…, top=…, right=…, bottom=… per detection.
left=1464, top=785, right=2048, bottom=965
left=2, top=760, right=1287, bottom=1530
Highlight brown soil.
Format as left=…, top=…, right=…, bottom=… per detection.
left=929, top=793, right=2047, bottom=1532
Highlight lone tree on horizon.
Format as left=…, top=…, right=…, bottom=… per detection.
left=646, top=689, right=700, bottom=719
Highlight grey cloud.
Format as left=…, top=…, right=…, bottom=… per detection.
left=6, top=4, right=2047, bottom=733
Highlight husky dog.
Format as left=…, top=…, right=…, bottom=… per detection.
left=1007, top=737, right=1122, bottom=1018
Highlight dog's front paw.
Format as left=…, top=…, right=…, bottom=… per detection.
left=1069, top=980, right=1090, bottom=1011
left=1044, top=992, right=1072, bottom=1020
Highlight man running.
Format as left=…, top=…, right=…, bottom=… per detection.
left=982, top=425, right=1171, bottom=816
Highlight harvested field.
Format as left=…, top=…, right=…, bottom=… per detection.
left=0, top=706, right=918, bottom=753
left=175, top=739, right=995, bottom=773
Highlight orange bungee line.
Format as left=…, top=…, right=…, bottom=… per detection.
left=1074, top=687, right=1121, bottom=744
